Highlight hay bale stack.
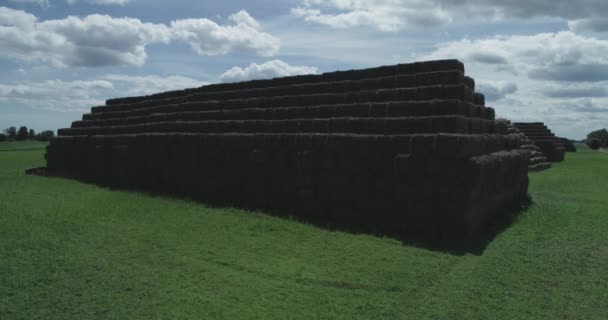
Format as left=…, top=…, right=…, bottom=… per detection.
left=512, top=122, right=565, bottom=162
left=499, top=119, right=552, bottom=171
left=46, top=59, right=529, bottom=248
left=558, top=137, right=577, bottom=152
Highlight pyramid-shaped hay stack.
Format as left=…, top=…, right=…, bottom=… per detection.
left=46, top=59, right=530, bottom=248
left=513, top=122, right=565, bottom=162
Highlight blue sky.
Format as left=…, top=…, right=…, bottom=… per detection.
left=1, top=0, right=607, bottom=139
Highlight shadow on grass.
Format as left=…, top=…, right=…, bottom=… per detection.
left=27, top=167, right=531, bottom=256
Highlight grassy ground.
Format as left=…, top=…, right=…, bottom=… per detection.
left=1, top=143, right=607, bottom=319
left=0, top=140, right=48, bottom=152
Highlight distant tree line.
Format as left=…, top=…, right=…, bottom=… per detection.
left=0, top=126, right=55, bottom=142
left=585, top=128, right=608, bottom=151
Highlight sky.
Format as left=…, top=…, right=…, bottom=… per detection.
left=1, top=0, right=607, bottom=139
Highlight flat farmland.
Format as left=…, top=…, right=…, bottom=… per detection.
left=1, top=142, right=607, bottom=319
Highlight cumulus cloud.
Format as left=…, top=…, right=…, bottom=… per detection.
left=291, top=0, right=452, bottom=31
left=466, top=0, right=608, bottom=20
left=568, top=18, right=608, bottom=33
left=219, top=60, right=318, bottom=82
left=291, top=0, right=608, bottom=31
left=489, top=93, right=608, bottom=139
left=418, top=29, right=608, bottom=138
left=9, top=0, right=129, bottom=6
left=0, top=7, right=169, bottom=67
left=0, top=7, right=280, bottom=68
left=0, top=79, right=113, bottom=99
left=0, top=74, right=205, bottom=112
left=560, top=99, right=608, bottom=113
left=7, top=0, right=49, bottom=7
left=477, top=81, right=517, bottom=101
left=103, top=74, right=207, bottom=96
left=424, top=31, right=608, bottom=82
left=0, top=79, right=113, bottom=112
left=66, top=0, right=130, bottom=5
left=171, top=10, right=280, bottom=57
left=468, top=52, right=508, bottom=65
left=540, top=83, right=608, bottom=98
left=529, top=64, right=608, bottom=82
left=43, top=14, right=172, bottom=67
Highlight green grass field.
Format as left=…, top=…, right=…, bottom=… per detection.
left=1, top=142, right=607, bottom=319
left=0, top=140, right=48, bottom=152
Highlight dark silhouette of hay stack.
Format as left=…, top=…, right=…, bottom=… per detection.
left=558, top=138, right=576, bottom=152
left=45, top=59, right=529, bottom=249
left=512, top=122, right=565, bottom=162
left=500, top=120, right=552, bottom=171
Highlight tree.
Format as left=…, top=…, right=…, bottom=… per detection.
left=587, top=138, right=601, bottom=151
left=36, top=130, right=55, bottom=141
left=0, top=133, right=6, bottom=142
left=4, top=127, right=17, bottom=140
left=29, top=129, right=35, bottom=138
left=587, top=128, right=608, bottom=148
left=17, top=126, right=28, bottom=141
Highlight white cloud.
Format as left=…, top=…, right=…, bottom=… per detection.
left=291, top=0, right=452, bottom=31
left=0, top=74, right=205, bottom=112
left=0, top=7, right=280, bottom=68
left=529, top=64, right=608, bottom=82
left=0, top=79, right=113, bottom=99
left=0, top=7, right=171, bottom=67
left=487, top=93, right=608, bottom=139
left=9, top=0, right=128, bottom=6
left=103, top=74, right=207, bottom=96
left=219, top=60, right=318, bottom=82
left=171, top=10, right=280, bottom=57
left=7, top=0, right=49, bottom=7
left=477, top=81, right=517, bottom=101
left=66, top=0, right=130, bottom=5
left=0, top=6, right=38, bottom=29
left=539, top=83, right=608, bottom=98
left=424, top=31, right=608, bottom=82
left=0, top=79, right=113, bottom=112
left=291, top=0, right=608, bottom=31
left=43, top=14, right=173, bottom=67
left=569, top=18, right=608, bottom=33
left=417, top=30, right=608, bottom=139
left=560, top=98, right=608, bottom=113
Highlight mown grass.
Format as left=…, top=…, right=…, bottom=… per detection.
left=0, top=140, right=47, bottom=152
left=1, top=143, right=607, bottom=319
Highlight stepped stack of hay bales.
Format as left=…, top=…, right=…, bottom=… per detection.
left=500, top=119, right=552, bottom=171
left=512, top=122, right=565, bottom=162
left=558, top=138, right=577, bottom=152
left=45, top=59, right=529, bottom=248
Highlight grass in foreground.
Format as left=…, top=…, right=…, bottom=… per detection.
left=1, top=144, right=607, bottom=319
left=0, top=140, right=47, bottom=152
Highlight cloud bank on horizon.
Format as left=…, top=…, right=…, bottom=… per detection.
left=0, top=0, right=606, bottom=139
left=0, top=7, right=279, bottom=67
